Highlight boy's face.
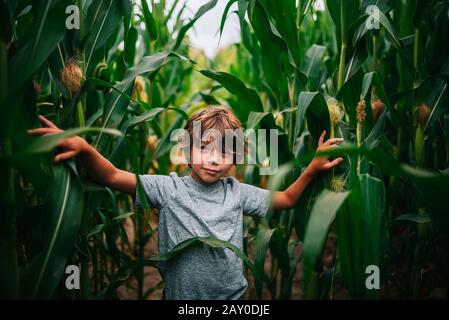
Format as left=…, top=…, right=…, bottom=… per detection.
left=190, top=137, right=234, bottom=185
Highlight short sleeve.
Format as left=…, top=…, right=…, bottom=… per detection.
left=134, top=174, right=174, bottom=209
left=240, top=182, right=272, bottom=218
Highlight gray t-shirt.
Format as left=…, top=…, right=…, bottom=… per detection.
left=134, top=171, right=272, bottom=300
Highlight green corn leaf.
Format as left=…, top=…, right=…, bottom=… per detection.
left=109, top=107, right=165, bottom=165
left=94, top=52, right=188, bottom=154
left=141, top=0, right=159, bottom=41
left=124, top=26, right=138, bottom=66
left=172, top=0, right=218, bottom=51
left=237, top=0, right=249, bottom=29
left=259, top=0, right=300, bottom=61
left=199, top=69, right=264, bottom=122
left=82, top=0, right=124, bottom=73
left=20, top=162, right=84, bottom=298
left=8, top=0, right=70, bottom=91
left=140, top=236, right=262, bottom=297
left=325, top=0, right=359, bottom=48
left=218, top=0, right=238, bottom=44
left=87, top=224, right=105, bottom=238
left=254, top=227, right=275, bottom=296
left=112, top=212, right=135, bottom=221
left=21, top=127, right=122, bottom=155
left=247, top=1, right=296, bottom=101
left=424, top=62, right=449, bottom=130
left=396, top=213, right=432, bottom=224
left=303, top=189, right=350, bottom=299
left=294, top=178, right=323, bottom=241
left=337, top=174, right=386, bottom=299
left=295, top=91, right=331, bottom=142
left=300, top=45, right=327, bottom=91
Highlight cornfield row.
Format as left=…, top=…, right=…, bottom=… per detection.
left=1, top=0, right=449, bottom=299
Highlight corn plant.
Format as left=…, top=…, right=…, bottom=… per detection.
left=0, top=0, right=220, bottom=299
left=209, top=0, right=449, bottom=299
left=1, top=0, right=449, bottom=300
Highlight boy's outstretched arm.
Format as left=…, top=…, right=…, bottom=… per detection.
left=271, top=130, right=344, bottom=211
left=27, top=115, right=136, bottom=196
left=78, top=142, right=136, bottom=195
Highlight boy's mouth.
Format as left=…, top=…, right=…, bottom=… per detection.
left=202, top=167, right=221, bottom=176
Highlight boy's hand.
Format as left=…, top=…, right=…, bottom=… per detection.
left=27, top=115, right=87, bottom=162
left=307, top=130, right=344, bottom=176
left=272, top=130, right=344, bottom=210
left=27, top=115, right=136, bottom=195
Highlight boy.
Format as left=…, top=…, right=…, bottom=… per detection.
left=27, top=106, right=343, bottom=299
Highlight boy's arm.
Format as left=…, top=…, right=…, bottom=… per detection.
left=271, top=130, right=344, bottom=211
left=27, top=115, right=137, bottom=196
left=78, top=142, right=136, bottom=196
left=272, top=166, right=317, bottom=211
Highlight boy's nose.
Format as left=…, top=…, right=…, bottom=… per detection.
left=207, top=158, right=218, bottom=165
left=204, top=149, right=221, bottom=165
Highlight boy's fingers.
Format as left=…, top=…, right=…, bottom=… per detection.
left=327, top=143, right=340, bottom=149
left=56, top=139, right=68, bottom=147
left=54, top=151, right=77, bottom=162
left=323, top=157, right=343, bottom=169
left=326, top=144, right=339, bottom=151
left=317, top=144, right=339, bottom=154
left=27, top=128, right=57, bottom=135
left=38, top=115, right=59, bottom=129
left=318, top=130, right=326, bottom=146
left=324, top=138, right=344, bottom=145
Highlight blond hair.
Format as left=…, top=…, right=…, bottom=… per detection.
left=181, top=105, right=247, bottom=165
